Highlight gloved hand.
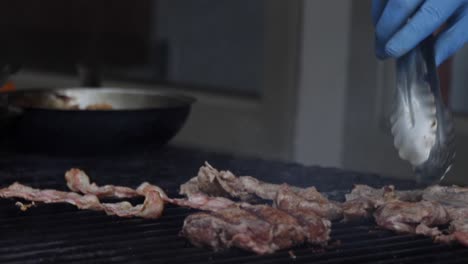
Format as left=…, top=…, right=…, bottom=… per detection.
left=372, top=0, right=468, bottom=66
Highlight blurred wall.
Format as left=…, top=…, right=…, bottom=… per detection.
left=293, top=0, right=351, bottom=167
left=155, top=0, right=264, bottom=94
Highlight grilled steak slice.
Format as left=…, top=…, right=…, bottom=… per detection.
left=180, top=163, right=341, bottom=220
left=422, top=186, right=468, bottom=246
left=181, top=205, right=306, bottom=255
left=342, top=185, right=423, bottom=221
left=422, top=185, right=468, bottom=208
left=174, top=193, right=331, bottom=249
left=180, top=162, right=302, bottom=201
left=283, top=208, right=331, bottom=246
left=438, top=211, right=468, bottom=246
left=181, top=210, right=274, bottom=254
left=435, top=207, right=468, bottom=246
left=239, top=204, right=307, bottom=249
left=275, top=184, right=342, bottom=221
left=241, top=203, right=331, bottom=246
left=373, top=200, right=449, bottom=236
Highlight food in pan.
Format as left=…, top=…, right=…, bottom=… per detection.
left=12, top=93, right=114, bottom=110
left=0, top=169, right=166, bottom=219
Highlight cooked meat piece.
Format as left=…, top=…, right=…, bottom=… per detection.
left=181, top=203, right=322, bottom=254
left=65, top=168, right=138, bottom=198
left=0, top=182, right=103, bottom=211
left=275, top=184, right=342, bottom=221
left=283, top=207, right=331, bottom=246
left=181, top=209, right=276, bottom=255
left=242, top=202, right=330, bottom=246
left=239, top=204, right=307, bottom=249
left=341, top=199, right=375, bottom=221
left=180, top=163, right=340, bottom=221
left=422, top=186, right=468, bottom=246
left=180, top=162, right=303, bottom=201
left=345, top=185, right=422, bottom=203
left=342, top=185, right=395, bottom=221
left=373, top=200, right=449, bottom=236
left=173, top=193, right=331, bottom=248
left=445, top=221, right=468, bottom=247
left=85, top=103, right=113, bottom=110
left=65, top=168, right=168, bottom=200
left=168, top=193, right=236, bottom=211
left=107, top=182, right=165, bottom=218
left=0, top=174, right=165, bottom=219
left=342, top=185, right=423, bottom=221
left=436, top=210, right=468, bottom=247
left=422, top=185, right=468, bottom=208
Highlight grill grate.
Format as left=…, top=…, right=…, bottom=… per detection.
left=1, top=203, right=467, bottom=264
left=0, top=146, right=466, bottom=263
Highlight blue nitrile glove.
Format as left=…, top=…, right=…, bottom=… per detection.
left=372, top=0, right=468, bottom=66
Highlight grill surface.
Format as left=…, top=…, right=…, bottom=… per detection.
left=0, top=146, right=466, bottom=263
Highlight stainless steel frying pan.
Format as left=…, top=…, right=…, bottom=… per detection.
left=0, top=87, right=195, bottom=154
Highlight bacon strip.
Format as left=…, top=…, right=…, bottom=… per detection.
left=65, top=169, right=139, bottom=198
left=0, top=170, right=165, bottom=219
left=65, top=168, right=168, bottom=200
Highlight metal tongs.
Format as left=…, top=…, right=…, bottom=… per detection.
left=390, top=35, right=455, bottom=185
